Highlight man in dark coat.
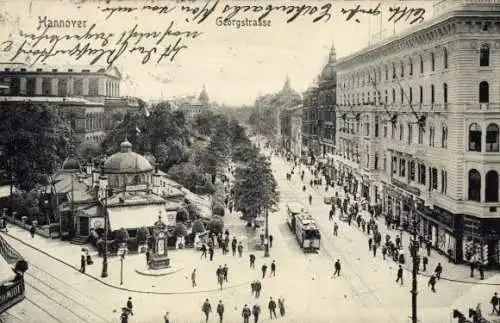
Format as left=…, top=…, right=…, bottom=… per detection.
left=334, top=259, right=341, bottom=277
left=270, top=260, right=276, bottom=277
left=223, top=264, right=228, bottom=282
left=255, top=280, right=262, bottom=298
left=268, top=297, right=277, bottom=319
left=261, top=263, right=268, bottom=278
left=396, top=265, right=403, bottom=285
left=209, top=246, right=214, bottom=261
left=80, top=254, right=86, bottom=273
left=201, top=244, right=207, bottom=259
left=435, top=262, right=443, bottom=280
left=252, top=304, right=261, bottom=323
left=242, top=304, right=251, bottom=323
left=428, top=274, right=436, bottom=292
left=126, top=297, right=134, bottom=316
left=216, top=300, right=224, bottom=323
left=249, top=254, right=256, bottom=269
left=232, top=238, right=237, bottom=256
left=202, top=299, right=212, bottom=322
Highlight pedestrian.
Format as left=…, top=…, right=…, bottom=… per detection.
left=491, top=292, right=499, bottom=315
left=249, top=254, right=256, bottom=269
left=146, top=249, right=150, bottom=266
left=270, top=260, right=276, bottom=277
left=216, top=300, right=224, bottom=323
left=126, top=297, right=134, bottom=316
left=395, top=235, right=401, bottom=249
left=435, top=262, right=443, bottom=280
left=191, top=268, right=197, bottom=287
left=255, top=280, right=262, bottom=298
left=428, top=274, right=436, bottom=292
left=368, top=237, right=373, bottom=251
left=396, top=265, right=403, bottom=285
left=278, top=297, right=285, bottom=316
left=470, top=261, right=475, bottom=278
left=252, top=304, right=261, bottom=323
left=121, top=307, right=129, bottom=323
left=80, top=254, right=86, bottom=273
left=232, top=237, right=237, bottom=256
left=333, top=222, right=338, bottom=236
left=242, top=304, right=251, bottom=323
left=382, top=245, right=387, bottom=260
left=238, top=242, right=244, bottom=257
left=372, top=243, right=377, bottom=257
left=202, top=299, right=212, bottom=322
left=223, top=264, right=228, bottom=282
left=201, top=244, right=207, bottom=259
left=251, top=281, right=256, bottom=296
left=269, top=235, right=273, bottom=248
left=426, top=241, right=431, bottom=256
left=261, top=263, right=268, bottom=278
left=329, top=209, right=334, bottom=221
left=422, top=256, right=428, bottom=271
left=268, top=297, right=277, bottom=319
left=479, top=263, right=485, bottom=280
left=309, top=194, right=312, bottom=205
left=334, top=259, right=341, bottom=277
left=163, top=311, right=170, bottom=323
left=29, top=223, right=36, bottom=238
left=209, top=245, right=214, bottom=261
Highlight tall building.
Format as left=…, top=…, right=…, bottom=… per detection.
left=172, top=85, right=211, bottom=121
left=275, top=77, right=302, bottom=145
left=290, top=105, right=303, bottom=158
left=301, top=85, right=320, bottom=161
left=0, top=63, right=139, bottom=146
left=334, top=0, right=500, bottom=265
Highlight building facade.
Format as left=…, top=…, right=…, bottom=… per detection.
left=173, top=86, right=211, bottom=121
left=0, top=63, right=139, bottom=146
left=333, top=0, right=500, bottom=265
left=290, top=105, right=303, bottom=158
left=302, top=86, right=320, bottom=161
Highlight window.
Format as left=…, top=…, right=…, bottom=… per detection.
left=364, top=117, right=370, bottom=136
left=418, top=163, right=426, bottom=185
left=469, top=123, right=482, bottom=151
left=410, top=161, right=416, bottom=181
left=392, top=157, right=397, bottom=174
left=419, top=55, right=424, bottom=73
left=480, top=44, right=490, bottom=67
left=431, top=52, right=435, bottom=72
left=392, top=63, right=396, bottom=79
left=392, top=89, right=396, bottom=103
left=441, top=125, right=448, bottom=148
left=468, top=169, right=481, bottom=201
left=419, top=86, right=423, bottom=104
left=486, top=123, right=499, bottom=152
left=391, top=124, right=396, bottom=139
left=429, top=126, right=435, bottom=146
left=399, top=124, right=404, bottom=141
left=486, top=170, right=499, bottom=202
left=431, top=167, right=438, bottom=190
left=443, top=83, right=448, bottom=104
left=431, top=85, right=435, bottom=104
left=418, top=126, right=424, bottom=144
left=443, top=47, right=448, bottom=69
left=440, top=170, right=448, bottom=194
left=400, top=88, right=404, bottom=104
left=408, top=124, right=413, bottom=144
left=409, top=87, right=413, bottom=103
left=375, top=116, right=379, bottom=137
left=409, top=59, right=413, bottom=76
left=383, top=123, right=388, bottom=138
left=479, top=81, right=489, bottom=103
left=399, top=158, right=406, bottom=177
left=383, top=155, right=387, bottom=171
left=374, top=153, right=379, bottom=170
left=385, top=90, right=388, bottom=103
left=401, top=62, right=404, bottom=77
left=385, top=65, right=388, bottom=80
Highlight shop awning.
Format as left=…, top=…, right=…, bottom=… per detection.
left=107, top=205, right=177, bottom=231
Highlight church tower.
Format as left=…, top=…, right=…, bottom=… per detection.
left=198, top=85, right=209, bottom=106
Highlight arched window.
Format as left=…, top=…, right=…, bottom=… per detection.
left=420, top=55, right=424, bottom=73
left=443, top=83, right=448, bottom=104
left=442, top=125, right=448, bottom=148
left=407, top=123, right=413, bottom=144
left=486, top=171, right=499, bottom=202
left=431, top=52, right=435, bottom=71
left=429, top=126, right=435, bottom=146
left=480, top=44, right=490, bottom=67
left=443, top=47, right=448, bottom=69
left=392, top=63, right=396, bottom=79
left=469, top=123, right=482, bottom=151
left=479, top=81, right=489, bottom=103
left=431, top=85, right=435, bottom=103
left=468, top=169, right=481, bottom=201
left=392, top=88, right=396, bottom=103
left=409, top=58, right=413, bottom=75
left=419, top=86, right=423, bottom=103
left=400, top=88, right=404, bottom=103
left=374, top=116, right=379, bottom=137
left=486, top=123, right=499, bottom=152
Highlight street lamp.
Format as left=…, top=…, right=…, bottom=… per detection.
left=98, top=172, right=109, bottom=278
left=409, top=199, right=421, bottom=323
left=119, top=244, right=126, bottom=285
left=264, top=206, right=270, bottom=257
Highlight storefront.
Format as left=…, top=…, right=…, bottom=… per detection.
left=361, top=175, right=370, bottom=201
left=462, top=216, right=500, bottom=266
left=386, top=186, right=414, bottom=227
left=416, top=206, right=461, bottom=263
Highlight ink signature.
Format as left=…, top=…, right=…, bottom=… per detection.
left=340, top=3, right=381, bottom=23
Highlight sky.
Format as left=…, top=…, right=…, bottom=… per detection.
left=0, top=0, right=439, bottom=106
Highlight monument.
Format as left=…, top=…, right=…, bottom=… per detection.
left=149, top=214, right=170, bottom=269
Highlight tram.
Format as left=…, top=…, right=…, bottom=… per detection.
left=286, top=203, right=321, bottom=252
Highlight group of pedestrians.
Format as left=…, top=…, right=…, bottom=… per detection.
left=202, top=297, right=285, bottom=323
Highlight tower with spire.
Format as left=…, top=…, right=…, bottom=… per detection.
left=198, top=85, right=209, bottom=106
left=329, top=42, right=337, bottom=63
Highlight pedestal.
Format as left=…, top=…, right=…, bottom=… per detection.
left=149, top=255, right=170, bottom=269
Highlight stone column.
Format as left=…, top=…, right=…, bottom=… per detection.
left=68, top=77, right=74, bottom=96
left=51, top=78, right=59, bottom=96
left=19, top=77, right=27, bottom=95
left=82, top=78, right=89, bottom=96
left=98, top=78, right=106, bottom=96
left=35, top=77, right=43, bottom=95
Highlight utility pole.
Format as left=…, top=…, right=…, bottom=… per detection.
left=70, top=174, right=75, bottom=239
left=410, top=204, right=419, bottom=323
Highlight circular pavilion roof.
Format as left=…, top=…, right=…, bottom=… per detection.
left=103, top=140, right=154, bottom=174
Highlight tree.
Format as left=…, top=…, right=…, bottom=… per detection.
left=233, top=155, right=279, bottom=225
left=192, top=219, right=206, bottom=234
left=174, top=223, right=188, bottom=237
left=175, top=207, right=189, bottom=223
left=207, top=217, right=224, bottom=234
left=0, top=102, right=75, bottom=191
left=136, top=227, right=150, bottom=245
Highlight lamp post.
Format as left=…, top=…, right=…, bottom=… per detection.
left=410, top=200, right=420, bottom=323
left=98, top=173, right=109, bottom=278
left=119, top=245, right=126, bottom=285
left=264, top=206, right=270, bottom=257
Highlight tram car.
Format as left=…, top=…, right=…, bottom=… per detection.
left=286, top=203, right=321, bottom=252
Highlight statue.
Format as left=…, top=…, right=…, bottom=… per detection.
left=149, top=213, right=170, bottom=269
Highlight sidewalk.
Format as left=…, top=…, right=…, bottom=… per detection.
left=2, top=213, right=262, bottom=295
